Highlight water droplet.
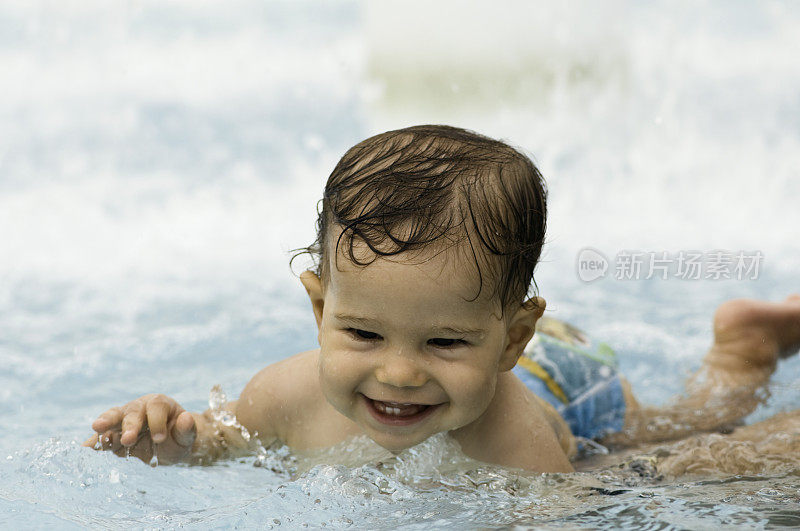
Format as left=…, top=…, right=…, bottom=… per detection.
left=149, top=439, right=158, bottom=467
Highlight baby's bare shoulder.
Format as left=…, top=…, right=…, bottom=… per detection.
left=235, top=350, right=326, bottom=442
left=455, top=372, right=575, bottom=472
left=529, top=392, right=578, bottom=459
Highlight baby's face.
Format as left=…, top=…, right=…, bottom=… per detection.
left=309, top=245, right=521, bottom=452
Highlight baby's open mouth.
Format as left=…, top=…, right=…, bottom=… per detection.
left=363, top=395, right=440, bottom=426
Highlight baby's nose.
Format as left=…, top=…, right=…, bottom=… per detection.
left=374, top=351, right=428, bottom=388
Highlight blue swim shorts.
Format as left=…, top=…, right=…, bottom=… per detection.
left=512, top=317, right=626, bottom=440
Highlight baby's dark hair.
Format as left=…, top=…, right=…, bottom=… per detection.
left=295, top=124, right=547, bottom=312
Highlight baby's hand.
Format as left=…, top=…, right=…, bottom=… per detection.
left=83, top=394, right=197, bottom=465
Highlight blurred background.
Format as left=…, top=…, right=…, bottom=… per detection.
left=1, top=0, right=799, bottom=477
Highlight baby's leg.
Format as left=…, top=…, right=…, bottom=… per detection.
left=603, top=296, right=800, bottom=446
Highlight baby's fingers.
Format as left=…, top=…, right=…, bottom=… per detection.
left=91, top=407, right=123, bottom=433
left=82, top=433, right=99, bottom=448
left=171, top=411, right=197, bottom=448
left=120, top=405, right=146, bottom=446
left=145, top=395, right=173, bottom=444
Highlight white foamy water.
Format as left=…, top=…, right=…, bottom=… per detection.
left=1, top=0, right=799, bottom=528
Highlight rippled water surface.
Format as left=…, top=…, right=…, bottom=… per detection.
left=1, top=0, right=799, bottom=528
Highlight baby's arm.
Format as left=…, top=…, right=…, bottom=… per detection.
left=83, top=393, right=273, bottom=465
left=84, top=371, right=284, bottom=465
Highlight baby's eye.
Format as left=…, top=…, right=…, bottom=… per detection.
left=428, top=337, right=466, bottom=348
left=347, top=328, right=381, bottom=341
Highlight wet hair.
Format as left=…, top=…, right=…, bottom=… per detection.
left=293, top=124, right=547, bottom=312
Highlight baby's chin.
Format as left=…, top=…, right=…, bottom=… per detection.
left=368, top=431, right=437, bottom=454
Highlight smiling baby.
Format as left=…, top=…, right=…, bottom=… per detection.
left=85, top=125, right=800, bottom=472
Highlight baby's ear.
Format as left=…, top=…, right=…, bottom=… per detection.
left=499, top=297, right=546, bottom=372
left=300, top=271, right=325, bottom=330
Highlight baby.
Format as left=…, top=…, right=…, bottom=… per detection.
left=85, top=125, right=800, bottom=472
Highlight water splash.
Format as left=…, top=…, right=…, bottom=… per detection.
left=208, top=384, right=249, bottom=437
left=206, top=384, right=294, bottom=473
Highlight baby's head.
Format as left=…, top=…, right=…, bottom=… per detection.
left=301, top=124, right=548, bottom=313
left=297, top=125, right=549, bottom=451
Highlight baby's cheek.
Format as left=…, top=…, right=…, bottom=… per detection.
left=319, top=352, right=364, bottom=403
left=449, top=366, right=497, bottom=414
left=320, top=354, right=348, bottom=387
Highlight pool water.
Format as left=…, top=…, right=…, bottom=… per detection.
left=1, top=1, right=799, bottom=528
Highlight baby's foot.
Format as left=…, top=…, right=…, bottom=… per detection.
left=711, top=295, right=800, bottom=373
